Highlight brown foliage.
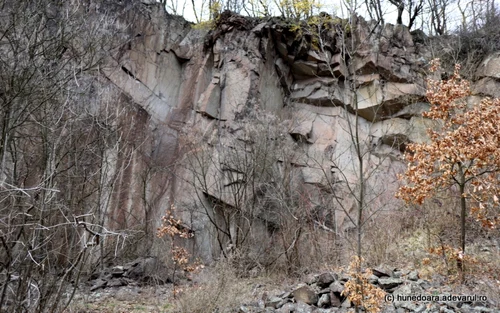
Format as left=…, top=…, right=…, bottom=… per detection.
left=342, top=256, right=386, bottom=313
left=397, top=59, right=500, bottom=229
left=157, top=205, right=203, bottom=296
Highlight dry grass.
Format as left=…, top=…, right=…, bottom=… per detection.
left=65, top=286, right=174, bottom=313
left=362, top=212, right=406, bottom=267
left=168, top=260, right=286, bottom=313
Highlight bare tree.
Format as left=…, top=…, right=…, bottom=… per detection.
left=427, top=0, right=451, bottom=35
left=305, top=11, right=423, bottom=312
left=386, top=0, right=425, bottom=29
left=179, top=111, right=314, bottom=272
left=0, top=0, right=137, bottom=311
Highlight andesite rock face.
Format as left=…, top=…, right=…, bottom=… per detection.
left=96, top=3, right=500, bottom=262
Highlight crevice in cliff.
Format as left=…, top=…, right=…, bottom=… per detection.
left=121, top=65, right=142, bottom=84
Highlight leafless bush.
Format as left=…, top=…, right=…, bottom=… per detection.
left=430, top=5, right=500, bottom=77
left=177, top=107, right=344, bottom=276
left=173, top=260, right=254, bottom=313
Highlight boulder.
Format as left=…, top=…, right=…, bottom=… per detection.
left=316, top=272, right=336, bottom=288
left=292, top=285, right=318, bottom=305
left=473, top=77, right=500, bottom=98
left=329, top=281, right=344, bottom=294
left=372, top=264, right=394, bottom=278
left=476, top=52, right=500, bottom=79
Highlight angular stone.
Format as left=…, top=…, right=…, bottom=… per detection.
left=289, top=110, right=314, bottom=142
left=408, top=116, right=435, bottom=143
left=407, top=270, right=419, bottom=281
left=476, top=52, right=500, bottom=79
left=276, top=41, right=288, bottom=58
left=295, top=301, right=314, bottom=313
left=391, top=102, right=430, bottom=119
left=338, top=272, right=351, bottom=283
left=90, top=279, right=107, bottom=291
left=378, top=278, right=404, bottom=290
left=276, top=298, right=290, bottom=309
left=290, top=78, right=346, bottom=106
left=440, top=307, right=455, bottom=313
left=251, top=22, right=267, bottom=35
left=395, top=299, right=417, bottom=311
left=372, top=264, right=394, bottom=277
left=291, top=60, right=318, bottom=77
left=355, top=80, right=426, bottom=121
left=330, top=291, right=342, bottom=307
left=276, top=302, right=296, bottom=313
left=381, top=304, right=398, bottom=313
left=306, top=274, right=319, bottom=285
left=473, top=77, right=500, bottom=98
left=196, top=81, right=221, bottom=119
left=318, top=288, right=331, bottom=295
left=265, top=296, right=282, bottom=309
left=355, top=74, right=381, bottom=85
left=277, top=291, right=292, bottom=299
left=355, top=80, right=384, bottom=121
left=317, top=293, right=330, bottom=308
left=383, top=83, right=426, bottom=107
left=107, top=278, right=127, bottom=288
left=368, top=274, right=379, bottom=284
left=111, top=266, right=125, bottom=277
left=329, top=63, right=348, bottom=78
left=414, top=304, right=426, bottom=313
left=317, top=272, right=336, bottom=288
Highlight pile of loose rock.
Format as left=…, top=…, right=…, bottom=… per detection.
left=87, top=259, right=496, bottom=313
left=238, top=265, right=496, bottom=313
left=88, top=257, right=172, bottom=291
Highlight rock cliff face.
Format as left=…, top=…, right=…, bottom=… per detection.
left=98, top=2, right=500, bottom=262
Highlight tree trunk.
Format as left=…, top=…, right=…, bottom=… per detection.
left=458, top=163, right=466, bottom=272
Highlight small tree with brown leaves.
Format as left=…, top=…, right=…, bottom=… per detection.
left=157, top=205, right=203, bottom=296
left=397, top=59, right=500, bottom=266
left=342, top=256, right=386, bottom=313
